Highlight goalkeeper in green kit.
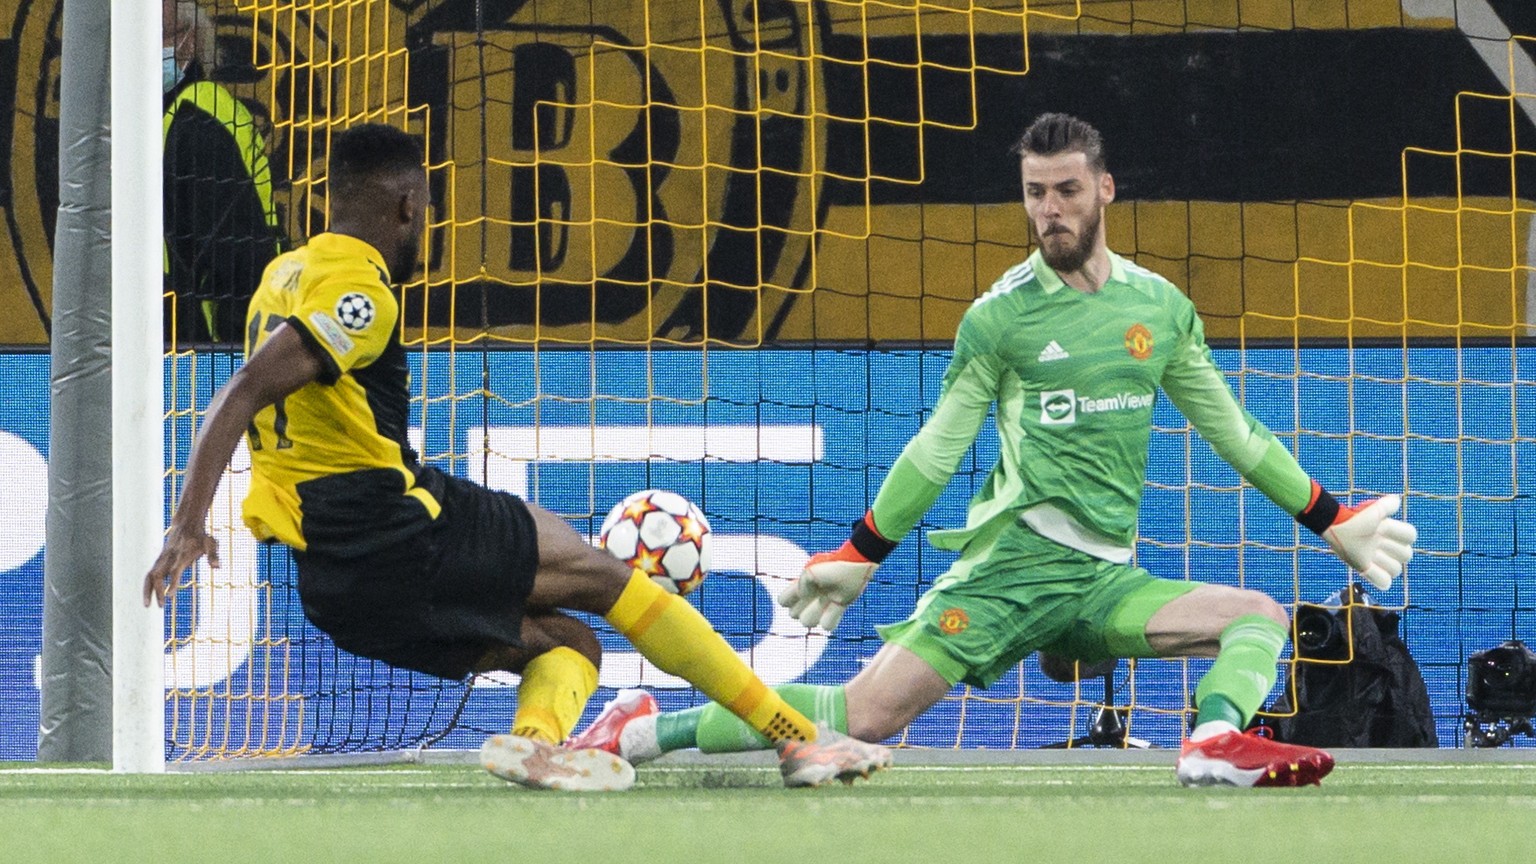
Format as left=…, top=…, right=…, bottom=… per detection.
left=569, top=113, right=1418, bottom=787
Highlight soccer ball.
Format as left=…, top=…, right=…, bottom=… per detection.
left=599, top=490, right=712, bottom=596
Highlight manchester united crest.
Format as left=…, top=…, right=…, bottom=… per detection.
left=1125, top=323, right=1154, bottom=360
left=938, top=607, right=970, bottom=636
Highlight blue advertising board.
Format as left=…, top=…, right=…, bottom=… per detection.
left=0, top=347, right=1528, bottom=758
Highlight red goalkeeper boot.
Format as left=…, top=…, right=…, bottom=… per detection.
left=565, top=688, right=659, bottom=761
left=1177, top=726, right=1334, bottom=787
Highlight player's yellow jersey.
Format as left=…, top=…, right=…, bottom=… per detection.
left=239, top=232, right=437, bottom=551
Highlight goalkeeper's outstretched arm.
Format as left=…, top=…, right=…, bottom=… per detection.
left=780, top=411, right=990, bottom=630
left=781, top=319, right=1001, bottom=630
left=1161, top=310, right=1417, bottom=589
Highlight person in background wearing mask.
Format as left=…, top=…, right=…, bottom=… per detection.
left=163, top=0, right=281, bottom=345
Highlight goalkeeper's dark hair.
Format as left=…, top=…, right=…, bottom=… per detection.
left=329, top=123, right=425, bottom=194
left=1010, top=113, right=1107, bottom=173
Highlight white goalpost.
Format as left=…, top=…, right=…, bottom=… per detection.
left=109, top=0, right=166, bottom=774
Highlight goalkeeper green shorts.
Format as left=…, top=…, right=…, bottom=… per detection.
left=876, top=518, right=1198, bottom=688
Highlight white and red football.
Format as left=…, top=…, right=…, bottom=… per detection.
left=599, top=489, right=713, bottom=596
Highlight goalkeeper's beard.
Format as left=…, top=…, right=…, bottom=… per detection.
left=1037, top=204, right=1102, bottom=275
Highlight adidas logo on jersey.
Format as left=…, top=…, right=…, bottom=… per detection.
left=1037, top=341, right=1070, bottom=362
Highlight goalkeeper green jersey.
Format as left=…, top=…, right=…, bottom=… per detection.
left=870, top=249, right=1316, bottom=562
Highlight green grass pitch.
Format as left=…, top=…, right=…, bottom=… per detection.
left=3, top=758, right=1532, bottom=863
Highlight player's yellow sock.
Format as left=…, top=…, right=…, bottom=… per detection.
left=604, top=570, right=816, bottom=743
left=511, top=646, right=598, bottom=744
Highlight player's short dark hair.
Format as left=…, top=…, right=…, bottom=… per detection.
left=329, top=123, right=425, bottom=192
left=1010, top=113, right=1106, bottom=173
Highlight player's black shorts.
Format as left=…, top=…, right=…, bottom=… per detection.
left=290, top=465, right=539, bottom=679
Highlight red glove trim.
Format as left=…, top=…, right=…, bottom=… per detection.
left=848, top=510, right=898, bottom=564
left=1297, top=480, right=1343, bottom=536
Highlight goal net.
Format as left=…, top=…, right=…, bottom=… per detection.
left=159, top=0, right=1532, bottom=761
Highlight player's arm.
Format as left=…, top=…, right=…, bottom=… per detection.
left=142, top=323, right=323, bottom=607
left=1160, top=308, right=1416, bottom=589
left=781, top=315, right=1001, bottom=630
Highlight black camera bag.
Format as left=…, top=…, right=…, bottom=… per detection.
left=1258, top=599, right=1437, bottom=748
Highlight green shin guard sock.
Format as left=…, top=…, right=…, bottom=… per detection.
left=1195, top=694, right=1246, bottom=730
left=655, top=706, right=705, bottom=753
left=661, top=684, right=847, bottom=754
left=697, top=683, right=847, bottom=753
left=1193, top=614, right=1289, bottom=729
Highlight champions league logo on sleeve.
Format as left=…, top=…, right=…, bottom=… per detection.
left=335, top=293, right=375, bottom=331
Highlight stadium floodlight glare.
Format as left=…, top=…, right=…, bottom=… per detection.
left=1463, top=640, right=1536, bottom=748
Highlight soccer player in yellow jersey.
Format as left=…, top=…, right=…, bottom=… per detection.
left=142, top=123, right=890, bottom=790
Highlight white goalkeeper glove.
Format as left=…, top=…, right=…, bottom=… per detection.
left=1297, top=482, right=1418, bottom=590
left=779, top=512, right=896, bottom=631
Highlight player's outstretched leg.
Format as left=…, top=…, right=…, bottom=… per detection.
left=777, top=726, right=893, bottom=788
left=568, top=690, right=891, bottom=787
left=530, top=510, right=889, bottom=787
left=1172, top=610, right=1331, bottom=786
left=481, top=733, right=636, bottom=792
left=530, top=509, right=825, bottom=752
left=566, top=688, right=660, bottom=760
left=568, top=683, right=847, bottom=764
left=1176, top=724, right=1334, bottom=787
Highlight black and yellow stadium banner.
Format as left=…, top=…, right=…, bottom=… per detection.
left=4, top=0, right=1536, bottom=346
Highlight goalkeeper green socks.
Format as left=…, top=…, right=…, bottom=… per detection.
left=1193, top=614, right=1289, bottom=729
left=603, top=570, right=817, bottom=743
left=656, top=684, right=848, bottom=754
